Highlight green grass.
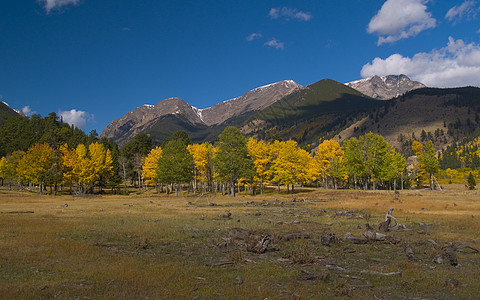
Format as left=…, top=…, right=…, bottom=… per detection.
left=0, top=186, right=479, bottom=299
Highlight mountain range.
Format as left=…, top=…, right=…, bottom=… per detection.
left=99, top=74, right=431, bottom=146
left=99, top=80, right=302, bottom=145
left=3, top=74, right=479, bottom=152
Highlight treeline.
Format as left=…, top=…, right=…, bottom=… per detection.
left=0, top=113, right=97, bottom=157
left=0, top=119, right=469, bottom=196
left=135, top=128, right=440, bottom=196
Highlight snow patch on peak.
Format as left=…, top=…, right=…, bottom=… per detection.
left=192, top=106, right=205, bottom=122
left=346, top=77, right=373, bottom=86
left=1, top=100, right=10, bottom=107
left=251, top=80, right=299, bottom=92
left=141, top=104, right=155, bottom=109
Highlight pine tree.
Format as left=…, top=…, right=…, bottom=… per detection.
left=212, top=127, right=254, bottom=197
left=157, top=139, right=194, bottom=196
left=467, top=172, right=476, bottom=190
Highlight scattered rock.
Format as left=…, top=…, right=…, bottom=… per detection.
left=297, top=269, right=317, bottom=281
left=335, top=209, right=364, bottom=219
left=433, top=249, right=458, bottom=266
left=219, top=212, right=232, bottom=219
left=236, top=275, right=244, bottom=285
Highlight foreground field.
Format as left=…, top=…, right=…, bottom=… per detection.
left=1, top=186, right=479, bottom=299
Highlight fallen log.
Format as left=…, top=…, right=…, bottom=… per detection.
left=360, top=270, right=402, bottom=276
left=403, top=243, right=415, bottom=261
left=280, top=232, right=311, bottom=241
left=378, top=208, right=407, bottom=232
left=247, top=234, right=273, bottom=254
left=205, top=261, right=234, bottom=266
left=344, top=232, right=367, bottom=244
left=1, top=211, right=34, bottom=214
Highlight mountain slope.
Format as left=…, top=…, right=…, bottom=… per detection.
left=0, top=101, right=22, bottom=128
left=346, top=74, right=425, bottom=99
left=335, top=86, right=480, bottom=152
left=241, top=79, right=383, bottom=144
left=200, top=80, right=302, bottom=126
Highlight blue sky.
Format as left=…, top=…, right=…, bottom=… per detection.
left=0, top=0, right=479, bottom=134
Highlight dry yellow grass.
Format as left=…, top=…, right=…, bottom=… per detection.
left=0, top=186, right=479, bottom=299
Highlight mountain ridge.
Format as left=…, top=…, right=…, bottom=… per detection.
left=99, top=80, right=303, bottom=145
left=99, top=75, right=435, bottom=146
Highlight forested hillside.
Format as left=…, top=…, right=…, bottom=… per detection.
left=0, top=113, right=94, bottom=157
left=0, top=101, right=20, bottom=128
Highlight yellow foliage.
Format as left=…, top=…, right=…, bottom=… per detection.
left=314, top=139, right=344, bottom=185
left=247, top=137, right=272, bottom=184
left=61, top=143, right=113, bottom=187
left=142, top=146, right=163, bottom=185
left=16, top=143, right=53, bottom=184
left=412, top=140, right=423, bottom=156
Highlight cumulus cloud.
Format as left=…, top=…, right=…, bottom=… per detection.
left=264, top=38, right=284, bottom=50
left=21, top=106, right=36, bottom=116
left=38, top=0, right=81, bottom=14
left=361, top=37, right=480, bottom=88
left=445, top=1, right=478, bottom=24
left=269, top=7, right=312, bottom=21
left=59, top=109, right=93, bottom=129
left=246, top=33, right=263, bottom=42
left=367, top=0, right=436, bottom=45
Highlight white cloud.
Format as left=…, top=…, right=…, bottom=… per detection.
left=445, top=1, right=478, bottom=24
left=269, top=7, right=312, bottom=21
left=38, top=0, right=81, bottom=14
left=361, top=37, right=480, bottom=88
left=59, top=109, right=93, bottom=129
left=246, top=33, right=262, bottom=42
left=264, top=38, right=284, bottom=50
left=367, top=0, right=436, bottom=45
left=21, top=106, right=36, bottom=116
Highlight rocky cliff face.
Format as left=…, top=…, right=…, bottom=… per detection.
left=346, top=74, right=425, bottom=100
left=99, top=80, right=302, bottom=145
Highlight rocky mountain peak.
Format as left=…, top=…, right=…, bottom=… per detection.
left=346, top=74, right=426, bottom=99
left=99, top=80, right=302, bottom=145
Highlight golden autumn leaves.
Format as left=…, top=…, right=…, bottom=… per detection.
left=0, top=127, right=442, bottom=194
left=138, top=130, right=411, bottom=194
left=0, top=142, right=113, bottom=194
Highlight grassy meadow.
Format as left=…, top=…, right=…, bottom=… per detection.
left=1, top=186, right=479, bottom=299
